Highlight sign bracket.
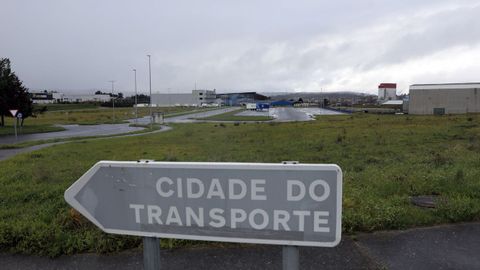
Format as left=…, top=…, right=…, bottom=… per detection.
left=143, top=237, right=161, bottom=270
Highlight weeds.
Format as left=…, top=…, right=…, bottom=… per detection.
left=1, top=113, right=480, bottom=256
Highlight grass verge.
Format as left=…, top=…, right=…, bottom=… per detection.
left=0, top=114, right=479, bottom=256
left=33, top=103, right=99, bottom=112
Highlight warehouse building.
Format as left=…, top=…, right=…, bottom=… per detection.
left=151, top=89, right=217, bottom=107
left=151, top=90, right=269, bottom=107
left=30, top=91, right=111, bottom=103
left=217, top=92, right=269, bottom=106
left=408, top=83, right=480, bottom=115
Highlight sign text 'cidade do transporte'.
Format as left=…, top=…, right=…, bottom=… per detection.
left=65, top=161, right=342, bottom=247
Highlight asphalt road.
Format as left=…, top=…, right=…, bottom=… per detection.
left=236, top=107, right=344, bottom=122
left=0, top=239, right=379, bottom=270
left=165, top=107, right=239, bottom=123
left=356, top=222, right=480, bottom=270
left=2, top=222, right=479, bottom=269
left=269, top=107, right=344, bottom=122
left=270, top=107, right=312, bottom=121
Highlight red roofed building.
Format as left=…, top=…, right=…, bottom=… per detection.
left=378, top=83, right=397, bottom=102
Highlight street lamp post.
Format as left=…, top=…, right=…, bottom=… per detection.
left=109, top=80, right=116, bottom=123
left=133, top=69, right=138, bottom=124
left=147, top=54, right=152, bottom=129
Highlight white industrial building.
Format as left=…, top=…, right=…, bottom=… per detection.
left=378, top=83, right=397, bottom=102
left=151, top=89, right=217, bottom=107
left=30, top=91, right=63, bottom=104
left=30, top=91, right=112, bottom=103
left=408, top=83, right=480, bottom=115
left=61, top=94, right=111, bottom=103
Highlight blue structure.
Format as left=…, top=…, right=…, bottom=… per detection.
left=217, top=92, right=269, bottom=106
left=256, top=103, right=270, bottom=110
left=270, top=100, right=293, bottom=107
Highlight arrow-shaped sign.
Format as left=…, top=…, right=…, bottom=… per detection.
left=65, top=161, right=342, bottom=247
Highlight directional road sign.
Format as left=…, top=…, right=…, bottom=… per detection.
left=65, top=161, right=342, bottom=247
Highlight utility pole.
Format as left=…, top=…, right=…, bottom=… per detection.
left=147, top=54, right=152, bottom=129
left=109, top=80, right=116, bottom=123
left=133, top=69, right=138, bottom=124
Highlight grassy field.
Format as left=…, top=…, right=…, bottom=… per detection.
left=0, top=124, right=65, bottom=136
left=0, top=106, right=201, bottom=137
left=196, top=109, right=273, bottom=121
left=0, top=113, right=479, bottom=256
left=33, top=103, right=99, bottom=111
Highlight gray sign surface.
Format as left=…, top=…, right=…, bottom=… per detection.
left=65, top=161, right=342, bottom=247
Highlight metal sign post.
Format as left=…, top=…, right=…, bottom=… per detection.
left=9, top=110, right=18, bottom=140
left=65, top=161, right=342, bottom=270
left=13, top=118, right=17, bottom=140
left=143, top=237, right=161, bottom=270
left=16, top=113, right=23, bottom=137
left=283, top=245, right=299, bottom=270
left=282, top=161, right=300, bottom=270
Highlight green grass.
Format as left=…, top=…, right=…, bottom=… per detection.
left=27, top=106, right=197, bottom=126
left=0, top=113, right=480, bottom=256
left=196, top=109, right=273, bottom=121
left=34, top=103, right=99, bottom=111
left=164, top=107, right=220, bottom=118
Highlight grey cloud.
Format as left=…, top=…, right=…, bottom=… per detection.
left=1, top=0, right=479, bottom=93
left=364, top=4, right=480, bottom=70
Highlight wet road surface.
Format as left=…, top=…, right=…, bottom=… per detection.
left=0, top=126, right=172, bottom=161
left=0, top=108, right=239, bottom=146
left=3, top=222, right=479, bottom=269
left=236, top=107, right=344, bottom=122
left=0, top=124, right=144, bottom=145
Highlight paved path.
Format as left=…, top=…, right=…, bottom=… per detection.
left=0, top=124, right=144, bottom=145
left=0, top=126, right=172, bottom=162
left=2, top=222, right=479, bottom=269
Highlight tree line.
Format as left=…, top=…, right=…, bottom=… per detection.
left=0, top=58, right=33, bottom=127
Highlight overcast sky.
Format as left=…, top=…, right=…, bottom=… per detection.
left=1, top=0, right=480, bottom=95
